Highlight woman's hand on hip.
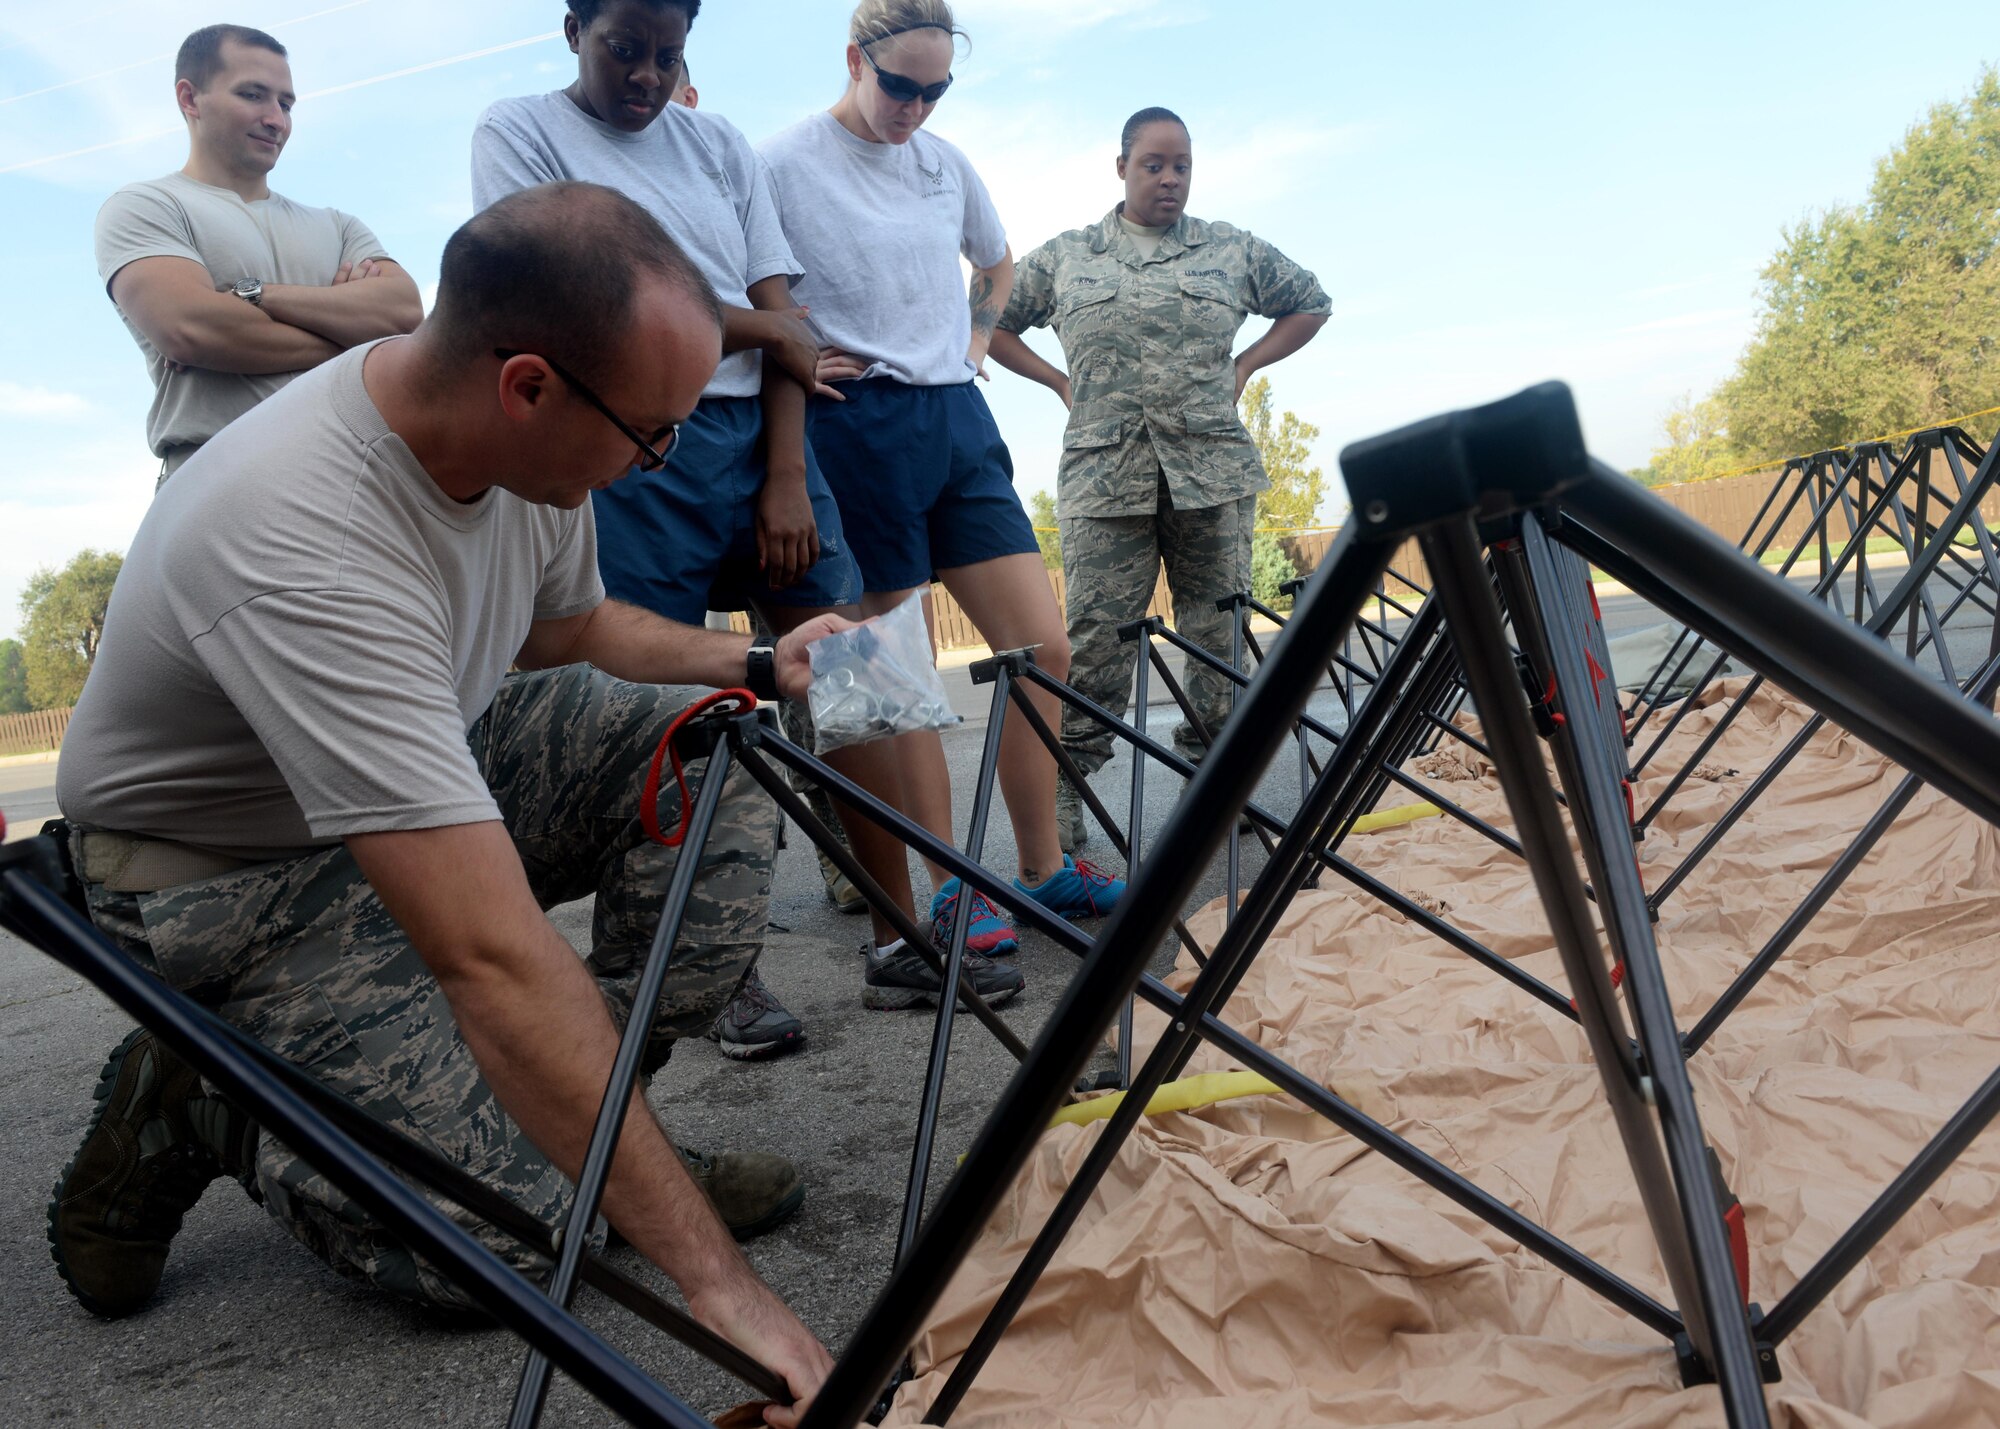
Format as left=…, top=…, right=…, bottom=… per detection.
left=814, top=347, right=870, bottom=387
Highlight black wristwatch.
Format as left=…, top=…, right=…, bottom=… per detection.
left=744, top=643, right=781, bottom=702
left=229, top=277, right=265, bottom=307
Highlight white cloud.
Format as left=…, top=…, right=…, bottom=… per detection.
left=0, top=382, right=89, bottom=419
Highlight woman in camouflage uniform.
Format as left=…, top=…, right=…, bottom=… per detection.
left=990, top=107, right=1331, bottom=848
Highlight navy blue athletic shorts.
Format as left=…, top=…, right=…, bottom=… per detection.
left=592, top=394, right=862, bottom=625
left=808, top=378, right=1041, bottom=593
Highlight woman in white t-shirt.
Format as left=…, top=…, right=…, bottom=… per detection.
left=760, top=0, right=1124, bottom=972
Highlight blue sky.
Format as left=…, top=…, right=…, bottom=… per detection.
left=2, top=0, right=1995, bottom=640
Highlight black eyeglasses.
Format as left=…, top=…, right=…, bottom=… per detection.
left=861, top=45, right=951, bottom=105
left=494, top=348, right=680, bottom=472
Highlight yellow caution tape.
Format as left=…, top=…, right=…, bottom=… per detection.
left=1655, top=403, right=2000, bottom=490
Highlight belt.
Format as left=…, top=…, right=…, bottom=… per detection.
left=75, top=830, right=257, bottom=894
left=158, top=443, right=203, bottom=483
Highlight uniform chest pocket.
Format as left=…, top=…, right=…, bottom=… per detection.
left=1056, top=279, right=1121, bottom=318
left=1176, top=274, right=1239, bottom=307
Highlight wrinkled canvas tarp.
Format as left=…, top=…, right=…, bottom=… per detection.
left=886, top=679, right=2000, bottom=1427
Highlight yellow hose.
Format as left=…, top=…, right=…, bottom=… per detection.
left=1049, top=1071, right=1284, bottom=1130
left=1347, top=800, right=1440, bottom=834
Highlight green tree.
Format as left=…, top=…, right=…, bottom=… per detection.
left=0, top=638, right=28, bottom=715
left=1690, top=67, right=2000, bottom=463
left=1239, top=375, right=1325, bottom=529
left=19, top=549, right=123, bottom=709
left=1028, top=488, right=1061, bottom=569
left=1250, top=532, right=1301, bottom=611
left=1640, top=393, right=1736, bottom=486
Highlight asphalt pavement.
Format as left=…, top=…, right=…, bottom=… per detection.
left=0, top=637, right=1335, bottom=1428
left=1, top=569, right=1991, bottom=1426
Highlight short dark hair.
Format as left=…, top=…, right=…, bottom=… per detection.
left=175, top=25, right=287, bottom=93
left=1120, top=106, right=1189, bottom=160
left=427, top=182, right=723, bottom=388
left=567, top=0, right=700, bottom=26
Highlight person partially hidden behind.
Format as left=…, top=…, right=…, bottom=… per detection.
left=95, top=24, right=422, bottom=487
left=51, top=183, right=837, bottom=1423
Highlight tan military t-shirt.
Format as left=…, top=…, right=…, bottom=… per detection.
left=1117, top=213, right=1169, bottom=260
left=58, top=341, right=604, bottom=859
left=94, top=171, right=389, bottom=460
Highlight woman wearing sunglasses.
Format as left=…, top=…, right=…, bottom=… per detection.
left=988, top=107, right=1332, bottom=850
left=759, top=0, right=1126, bottom=973
left=472, top=0, right=1030, bottom=1060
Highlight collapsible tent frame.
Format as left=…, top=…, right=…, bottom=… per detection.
left=1127, top=429, right=2000, bottom=1023
left=1622, top=429, right=1999, bottom=811
left=10, top=385, right=2000, bottom=1429
left=788, top=383, right=2000, bottom=1428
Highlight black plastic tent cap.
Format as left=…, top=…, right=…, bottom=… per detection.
left=1340, top=381, right=1587, bottom=537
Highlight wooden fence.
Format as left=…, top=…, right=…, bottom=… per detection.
left=26, top=458, right=1998, bottom=751
left=911, top=460, right=2000, bottom=651
left=0, top=706, right=71, bottom=758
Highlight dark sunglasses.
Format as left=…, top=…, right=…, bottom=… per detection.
left=861, top=45, right=951, bottom=105
left=494, top=348, right=679, bottom=472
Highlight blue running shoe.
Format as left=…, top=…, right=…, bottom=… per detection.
left=929, top=880, right=1019, bottom=956
left=1016, top=856, right=1125, bottom=921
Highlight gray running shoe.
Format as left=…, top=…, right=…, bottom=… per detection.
left=863, top=942, right=1025, bottom=1012
left=708, top=967, right=805, bottom=1061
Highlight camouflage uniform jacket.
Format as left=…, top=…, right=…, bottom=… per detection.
left=999, top=208, right=1331, bottom=517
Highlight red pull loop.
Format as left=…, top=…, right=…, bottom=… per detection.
left=641, top=689, right=757, bottom=848
left=1726, top=1201, right=1751, bottom=1303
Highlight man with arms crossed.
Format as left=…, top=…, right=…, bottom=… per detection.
left=96, top=24, right=422, bottom=486
left=51, top=184, right=833, bottom=1422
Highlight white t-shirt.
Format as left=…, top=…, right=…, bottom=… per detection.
left=470, top=93, right=800, bottom=400
left=758, top=112, right=1007, bottom=387
left=94, top=172, right=389, bottom=456
left=58, top=341, right=604, bottom=858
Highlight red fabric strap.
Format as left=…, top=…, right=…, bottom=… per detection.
left=641, top=689, right=757, bottom=848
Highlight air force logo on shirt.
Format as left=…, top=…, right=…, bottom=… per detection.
left=915, top=158, right=956, bottom=199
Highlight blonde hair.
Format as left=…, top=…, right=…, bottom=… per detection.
left=848, top=0, right=965, bottom=50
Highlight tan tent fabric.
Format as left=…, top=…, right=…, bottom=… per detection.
left=885, top=679, right=2000, bottom=1427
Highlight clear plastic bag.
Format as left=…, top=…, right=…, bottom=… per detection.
left=806, top=592, right=962, bottom=753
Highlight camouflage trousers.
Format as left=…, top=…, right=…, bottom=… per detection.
left=75, top=663, right=779, bottom=1310
left=1059, top=483, right=1256, bottom=776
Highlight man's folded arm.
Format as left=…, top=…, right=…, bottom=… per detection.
left=257, top=259, right=423, bottom=348
left=110, top=255, right=341, bottom=374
